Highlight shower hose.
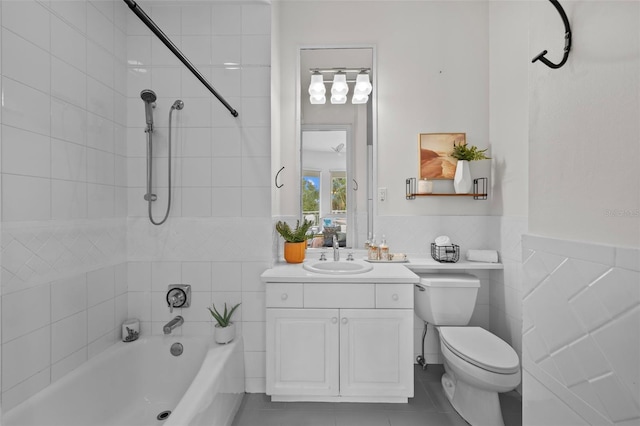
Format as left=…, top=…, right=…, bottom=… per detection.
left=146, top=106, right=178, bottom=225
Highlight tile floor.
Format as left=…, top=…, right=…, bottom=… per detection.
left=231, top=365, right=522, bottom=426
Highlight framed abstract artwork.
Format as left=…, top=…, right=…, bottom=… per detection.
left=418, top=133, right=465, bottom=180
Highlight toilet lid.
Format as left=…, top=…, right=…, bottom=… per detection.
left=439, top=327, right=520, bottom=374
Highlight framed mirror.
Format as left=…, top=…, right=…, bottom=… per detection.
left=298, top=46, right=375, bottom=249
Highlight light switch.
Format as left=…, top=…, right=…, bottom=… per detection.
left=378, top=187, right=387, bottom=202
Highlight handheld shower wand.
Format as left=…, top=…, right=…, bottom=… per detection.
left=140, top=88, right=184, bottom=226
left=140, top=89, right=157, bottom=132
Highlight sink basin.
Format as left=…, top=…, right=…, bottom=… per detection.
left=303, top=260, right=373, bottom=275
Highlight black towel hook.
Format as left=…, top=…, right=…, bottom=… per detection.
left=275, top=166, right=285, bottom=188
left=532, top=0, right=572, bottom=69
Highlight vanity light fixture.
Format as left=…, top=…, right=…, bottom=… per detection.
left=330, top=72, right=349, bottom=94
left=308, top=68, right=372, bottom=105
left=354, top=72, right=372, bottom=96
left=308, top=71, right=326, bottom=104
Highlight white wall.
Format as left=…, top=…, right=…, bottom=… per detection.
left=489, top=1, right=529, bottom=218
left=523, top=0, right=640, bottom=424
left=0, top=0, right=128, bottom=410
left=529, top=0, right=640, bottom=248
left=274, top=0, right=493, bottom=218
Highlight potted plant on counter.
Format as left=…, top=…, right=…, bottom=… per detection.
left=450, top=142, right=490, bottom=194
left=208, top=302, right=240, bottom=344
left=275, top=219, right=313, bottom=263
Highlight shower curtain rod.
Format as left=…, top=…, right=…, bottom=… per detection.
left=123, top=0, right=239, bottom=117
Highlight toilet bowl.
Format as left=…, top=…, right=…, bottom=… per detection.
left=414, top=274, right=521, bottom=426
left=438, top=326, right=520, bottom=426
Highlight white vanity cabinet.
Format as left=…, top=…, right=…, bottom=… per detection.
left=265, top=282, right=414, bottom=403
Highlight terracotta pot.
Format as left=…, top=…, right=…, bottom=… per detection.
left=214, top=323, right=235, bottom=344
left=284, top=241, right=306, bottom=263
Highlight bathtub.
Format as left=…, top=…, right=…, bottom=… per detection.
left=3, top=335, right=245, bottom=426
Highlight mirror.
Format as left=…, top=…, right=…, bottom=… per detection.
left=298, top=47, right=375, bottom=249
left=301, top=125, right=351, bottom=247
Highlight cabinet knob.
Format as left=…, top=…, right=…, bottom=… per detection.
left=281, top=293, right=288, bottom=301
left=331, top=317, right=338, bottom=324
left=392, top=294, right=399, bottom=301
left=341, top=318, right=348, bottom=324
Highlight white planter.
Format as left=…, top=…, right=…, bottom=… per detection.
left=453, top=160, right=473, bottom=194
left=214, top=323, right=236, bottom=344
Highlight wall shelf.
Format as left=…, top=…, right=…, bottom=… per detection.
left=405, top=177, right=488, bottom=200
left=409, top=193, right=487, bottom=197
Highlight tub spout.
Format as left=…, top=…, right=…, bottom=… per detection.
left=163, top=315, right=184, bottom=335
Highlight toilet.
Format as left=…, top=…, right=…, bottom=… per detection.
left=414, top=273, right=520, bottom=426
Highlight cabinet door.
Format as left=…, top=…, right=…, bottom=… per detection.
left=266, top=309, right=340, bottom=396
left=339, top=309, right=414, bottom=397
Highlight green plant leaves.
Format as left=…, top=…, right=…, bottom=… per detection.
left=275, top=219, right=313, bottom=243
left=451, top=143, right=491, bottom=161
left=208, top=302, right=241, bottom=327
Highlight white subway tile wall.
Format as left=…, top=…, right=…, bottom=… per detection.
left=1, top=0, right=271, bottom=409
left=1, top=264, right=127, bottom=411
left=523, top=235, right=640, bottom=425
left=123, top=1, right=271, bottom=396
left=0, top=0, right=125, bottom=411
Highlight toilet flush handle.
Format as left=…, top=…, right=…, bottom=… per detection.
left=415, top=284, right=425, bottom=292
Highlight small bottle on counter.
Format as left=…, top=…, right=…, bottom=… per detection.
left=368, top=234, right=379, bottom=260
left=379, top=235, right=389, bottom=261
left=364, top=232, right=372, bottom=250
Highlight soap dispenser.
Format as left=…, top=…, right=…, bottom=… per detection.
left=379, top=235, right=389, bottom=261
left=368, top=234, right=379, bottom=260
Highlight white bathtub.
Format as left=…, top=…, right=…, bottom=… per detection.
left=3, top=336, right=245, bottom=426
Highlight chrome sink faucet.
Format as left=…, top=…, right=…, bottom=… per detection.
left=333, top=235, right=340, bottom=261
left=163, top=315, right=184, bottom=335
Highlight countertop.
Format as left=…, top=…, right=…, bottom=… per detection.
left=261, top=255, right=502, bottom=283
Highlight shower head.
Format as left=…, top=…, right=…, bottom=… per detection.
left=140, top=89, right=156, bottom=131
left=140, top=89, right=156, bottom=103
left=171, top=100, right=184, bottom=110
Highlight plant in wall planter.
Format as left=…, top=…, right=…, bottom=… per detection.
left=275, top=219, right=313, bottom=263
left=208, top=302, right=241, bottom=344
left=450, top=143, right=490, bottom=194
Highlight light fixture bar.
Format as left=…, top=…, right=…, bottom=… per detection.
left=310, top=67, right=371, bottom=74
left=307, top=68, right=372, bottom=105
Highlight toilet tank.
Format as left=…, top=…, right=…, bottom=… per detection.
left=414, top=273, right=480, bottom=326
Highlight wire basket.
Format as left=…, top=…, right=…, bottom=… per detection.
left=431, top=243, right=460, bottom=263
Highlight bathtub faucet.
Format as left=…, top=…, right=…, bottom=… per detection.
left=163, top=315, right=184, bottom=335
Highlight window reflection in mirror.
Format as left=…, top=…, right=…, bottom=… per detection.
left=299, top=47, right=374, bottom=249
left=301, top=127, right=350, bottom=248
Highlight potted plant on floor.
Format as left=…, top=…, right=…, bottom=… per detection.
left=275, top=219, right=313, bottom=263
left=450, top=142, right=490, bottom=194
left=208, top=302, right=241, bottom=344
